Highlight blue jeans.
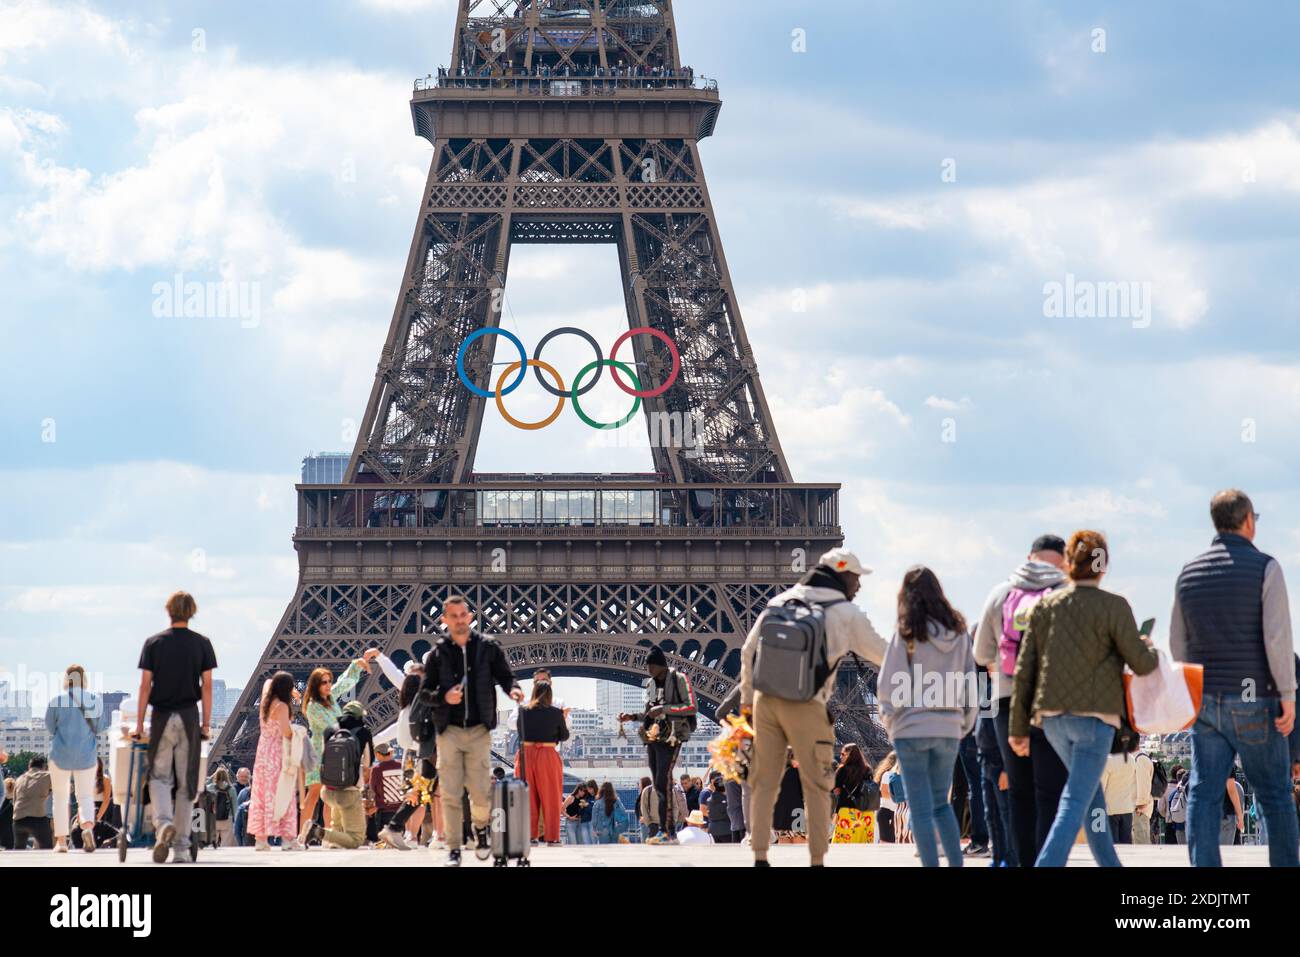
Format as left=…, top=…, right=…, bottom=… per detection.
left=958, top=732, right=988, bottom=845
left=1188, top=694, right=1299, bottom=867
left=567, top=820, right=594, bottom=845
left=1037, top=715, right=1120, bottom=867
left=894, top=737, right=963, bottom=867
left=977, top=716, right=1015, bottom=865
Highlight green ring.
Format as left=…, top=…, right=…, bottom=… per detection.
left=571, top=359, right=641, bottom=430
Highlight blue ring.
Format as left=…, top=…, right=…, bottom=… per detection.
left=456, top=327, right=528, bottom=398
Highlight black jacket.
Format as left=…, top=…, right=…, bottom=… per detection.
left=420, top=632, right=519, bottom=734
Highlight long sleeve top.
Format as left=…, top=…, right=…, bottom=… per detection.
left=45, top=689, right=110, bottom=770
left=305, top=660, right=363, bottom=759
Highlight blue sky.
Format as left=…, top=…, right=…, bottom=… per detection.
left=2, top=0, right=1299, bottom=710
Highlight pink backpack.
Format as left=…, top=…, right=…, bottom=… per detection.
left=998, top=586, right=1058, bottom=676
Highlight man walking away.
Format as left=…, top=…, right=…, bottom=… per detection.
left=973, top=534, right=1070, bottom=867
left=740, top=547, right=887, bottom=867
left=1172, top=489, right=1299, bottom=867
left=134, top=591, right=218, bottom=864
left=419, top=595, right=523, bottom=867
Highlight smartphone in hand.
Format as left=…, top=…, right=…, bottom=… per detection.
left=1138, top=617, right=1156, bottom=639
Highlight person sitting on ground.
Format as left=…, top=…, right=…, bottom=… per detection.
left=319, top=701, right=375, bottom=849
left=12, top=755, right=53, bottom=850
left=678, top=809, right=714, bottom=846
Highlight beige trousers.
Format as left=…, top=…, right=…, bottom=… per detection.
left=746, top=693, right=837, bottom=865
left=437, top=724, right=493, bottom=843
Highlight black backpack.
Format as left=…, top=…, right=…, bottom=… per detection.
left=320, top=726, right=362, bottom=789
left=214, top=789, right=231, bottom=821
left=1149, top=758, right=1168, bottom=800
left=409, top=689, right=438, bottom=743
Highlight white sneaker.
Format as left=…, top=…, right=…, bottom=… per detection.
left=281, top=841, right=300, bottom=851
left=383, top=828, right=412, bottom=851
left=254, top=841, right=270, bottom=852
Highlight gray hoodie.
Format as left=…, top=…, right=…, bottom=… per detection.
left=878, top=619, right=978, bottom=740
left=973, top=561, right=1067, bottom=700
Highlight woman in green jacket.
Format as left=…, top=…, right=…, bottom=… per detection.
left=1009, top=530, right=1158, bottom=866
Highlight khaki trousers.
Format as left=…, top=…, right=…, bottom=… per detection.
left=321, top=788, right=366, bottom=849
left=437, top=724, right=493, bottom=843
left=747, top=693, right=837, bottom=864
left=1133, top=809, right=1152, bottom=844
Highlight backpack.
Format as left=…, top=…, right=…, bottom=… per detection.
left=214, top=789, right=231, bottom=821
left=320, top=726, right=362, bottom=789
left=409, top=689, right=438, bottom=743
left=1149, top=759, right=1168, bottom=800
left=845, top=777, right=881, bottom=812
left=998, top=586, right=1057, bottom=675
left=751, top=597, right=844, bottom=702
left=1168, top=781, right=1189, bottom=824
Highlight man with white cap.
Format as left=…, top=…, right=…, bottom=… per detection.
left=740, top=546, right=887, bottom=867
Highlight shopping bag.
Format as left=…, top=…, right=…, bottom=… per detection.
left=1123, top=651, right=1204, bottom=734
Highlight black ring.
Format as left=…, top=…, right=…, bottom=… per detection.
left=532, top=326, right=604, bottom=397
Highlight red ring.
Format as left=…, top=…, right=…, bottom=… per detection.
left=608, top=327, right=680, bottom=398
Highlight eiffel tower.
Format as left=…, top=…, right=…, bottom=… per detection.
left=212, top=0, right=886, bottom=770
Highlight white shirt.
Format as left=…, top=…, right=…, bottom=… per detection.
left=677, top=826, right=714, bottom=845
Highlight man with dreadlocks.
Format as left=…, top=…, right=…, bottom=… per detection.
left=740, top=547, right=887, bottom=867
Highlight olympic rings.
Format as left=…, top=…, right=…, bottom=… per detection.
left=454, top=326, right=677, bottom=430
left=495, top=359, right=566, bottom=431
left=457, top=327, right=527, bottom=398
left=609, top=326, right=680, bottom=399
left=571, top=359, right=641, bottom=430
left=532, top=326, right=603, bottom=397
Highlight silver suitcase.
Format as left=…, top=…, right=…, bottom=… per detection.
left=490, top=774, right=531, bottom=866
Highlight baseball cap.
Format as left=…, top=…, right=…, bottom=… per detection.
left=342, top=700, right=366, bottom=720
left=819, top=547, right=871, bottom=577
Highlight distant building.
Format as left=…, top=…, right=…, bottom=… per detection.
left=0, top=682, right=32, bottom=723
left=568, top=708, right=602, bottom=733
left=301, top=452, right=351, bottom=484
left=223, top=685, right=244, bottom=719
left=595, top=678, right=647, bottom=730
left=100, top=691, right=129, bottom=723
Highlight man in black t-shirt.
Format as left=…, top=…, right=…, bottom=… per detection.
left=134, top=591, right=218, bottom=864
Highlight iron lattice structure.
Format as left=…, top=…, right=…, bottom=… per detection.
left=213, top=0, right=887, bottom=770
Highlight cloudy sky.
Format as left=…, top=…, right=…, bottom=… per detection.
left=2, top=0, right=1299, bottom=711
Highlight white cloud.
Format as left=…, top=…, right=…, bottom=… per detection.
left=923, top=395, right=972, bottom=412
left=826, top=118, right=1300, bottom=332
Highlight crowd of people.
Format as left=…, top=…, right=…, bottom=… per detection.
left=2, top=487, right=1298, bottom=867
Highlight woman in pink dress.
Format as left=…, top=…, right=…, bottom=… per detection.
left=247, top=671, right=298, bottom=849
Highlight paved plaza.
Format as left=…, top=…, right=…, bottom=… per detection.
left=0, top=843, right=1269, bottom=868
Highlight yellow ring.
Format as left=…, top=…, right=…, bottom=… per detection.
left=494, top=359, right=565, bottom=431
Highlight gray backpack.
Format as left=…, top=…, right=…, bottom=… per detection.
left=752, top=597, right=844, bottom=701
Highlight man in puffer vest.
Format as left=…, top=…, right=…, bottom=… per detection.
left=1171, top=488, right=1298, bottom=867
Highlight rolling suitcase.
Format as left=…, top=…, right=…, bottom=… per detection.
left=491, top=711, right=531, bottom=867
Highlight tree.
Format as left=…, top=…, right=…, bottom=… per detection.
left=4, top=750, right=39, bottom=778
